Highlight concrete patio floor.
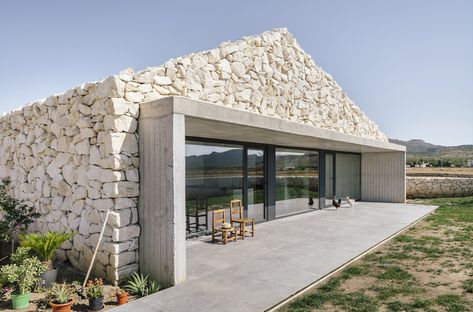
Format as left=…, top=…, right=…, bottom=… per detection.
left=112, top=202, right=436, bottom=312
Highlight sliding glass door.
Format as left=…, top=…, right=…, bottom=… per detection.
left=246, top=148, right=265, bottom=222
left=324, top=153, right=334, bottom=207
left=184, top=138, right=361, bottom=234
left=185, top=140, right=267, bottom=234
left=275, top=148, right=319, bottom=218
left=185, top=141, right=244, bottom=234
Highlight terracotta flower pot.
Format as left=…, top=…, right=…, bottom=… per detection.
left=50, top=299, right=73, bottom=312
left=116, top=291, right=128, bottom=305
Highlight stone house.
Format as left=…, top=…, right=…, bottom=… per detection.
left=0, top=29, right=405, bottom=286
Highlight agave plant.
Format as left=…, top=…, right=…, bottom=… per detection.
left=19, top=231, right=74, bottom=269
left=124, top=272, right=160, bottom=298
left=48, top=282, right=74, bottom=304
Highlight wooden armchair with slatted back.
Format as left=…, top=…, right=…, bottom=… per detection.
left=230, top=199, right=255, bottom=240
left=211, top=209, right=237, bottom=244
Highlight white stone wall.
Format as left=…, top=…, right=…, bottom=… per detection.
left=125, top=28, right=387, bottom=141
left=0, top=78, right=140, bottom=282
left=0, top=28, right=388, bottom=282
left=407, top=177, right=473, bottom=198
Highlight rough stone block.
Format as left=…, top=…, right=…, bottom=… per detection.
left=103, top=133, right=138, bottom=155
left=112, top=225, right=140, bottom=242
left=115, top=198, right=137, bottom=209
left=108, top=209, right=132, bottom=228
left=124, top=168, right=139, bottom=182
left=102, top=182, right=139, bottom=198
left=106, top=263, right=139, bottom=283
left=87, top=165, right=123, bottom=182
left=96, top=76, right=125, bottom=98
left=106, top=98, right=135, bottom=115
left=102, top=241, right=131, bottom=254
left=92, top=198, right=115, bottom=211
left=104, top=115, right=137, bottom=133
left=110, top=251, right=135, bottom=268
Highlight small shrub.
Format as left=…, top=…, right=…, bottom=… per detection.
left=10, top=246, right=33, bottom=264
left=0, top=178, right=40, bottom=252
left=86, top=278, right=104, bottom=299
left=20, top=231, right=74, bottom=269
left=0, top=247, right=46, bottom=294
left=124, top=272, right=160, bottom=298
left=49, top=282, right=75, bottom=304
left=147, top=280, right=160, bottom=294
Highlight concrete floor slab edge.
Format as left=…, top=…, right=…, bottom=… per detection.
left=265, top=204, right=438, bottom=312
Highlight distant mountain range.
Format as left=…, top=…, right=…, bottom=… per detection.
left=185, top=139, right=472, bottom=169
left=389, top=139, right=473, bottom=160
left=186, top=149, right=315, bottom=170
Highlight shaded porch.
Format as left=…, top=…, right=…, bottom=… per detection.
left=113, top=202, right=436, bottom=312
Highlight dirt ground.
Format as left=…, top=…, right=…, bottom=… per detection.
left=407, top=167, right=473, bottom=177
left=280, top=197, right=473, bottom=312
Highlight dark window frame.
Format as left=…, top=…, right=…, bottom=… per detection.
left=185, top=136, right=361, bottom=225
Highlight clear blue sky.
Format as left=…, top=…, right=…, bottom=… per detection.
left=1, top=0, right=472, bottom=145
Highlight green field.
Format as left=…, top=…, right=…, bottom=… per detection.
left=186, top=187, right=318, bottom=211
left=279, top=197, right=473, bottom=312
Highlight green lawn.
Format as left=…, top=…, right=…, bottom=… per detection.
left=279, top=197, right=473, bottom=312
left=186, top=187, right=318, bottom=211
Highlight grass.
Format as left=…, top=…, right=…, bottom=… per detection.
left=436, top=294, right=469, bottom=312
left=377, top=266, right=413, bottom=280
left=279, top=196, right=473, bottom=312
left=186, top=187, right=318, bottom=211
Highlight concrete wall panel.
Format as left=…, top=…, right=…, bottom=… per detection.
left=361, top=152, right=406, bottom=202
left=139, top=112, right=186, bottom=287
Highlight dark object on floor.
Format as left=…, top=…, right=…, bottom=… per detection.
left=332, top=197, right=341, bottom=209
left=186, top=198, right=209, bottom=233
left=308, top=197, right=314, bottom=206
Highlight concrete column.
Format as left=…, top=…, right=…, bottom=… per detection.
left=138, top=110, right=186, bottom=287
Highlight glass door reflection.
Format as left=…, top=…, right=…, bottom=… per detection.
left=325, top=153, right=334, bottom=207
left=246, top=148, right=265, bottom=222
left=185, top=141, right=244, bottom=235
left=275, top=148, right=319, bottom=218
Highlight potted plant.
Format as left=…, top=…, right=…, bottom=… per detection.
left=19, top=231, right=74, bottom=287
left=0, top=247, right=46, bottom=310
left=86, top=278, right=104, bottom=311
left=48, top=282, right=74, bottom=312
left=124, top=272, right=160, bottom=298
left=115, top=288, right=128, bottom=305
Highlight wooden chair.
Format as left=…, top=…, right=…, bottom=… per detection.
left=186, top=198, right=209, bottom=233
left=230, top=199, right=255, bottom=240
left=211, top=209, right=237, bottom=244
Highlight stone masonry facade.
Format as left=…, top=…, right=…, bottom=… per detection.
left=407, top=177, right=473, bottom=198
left=0, top=29, right=388, bottom=282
